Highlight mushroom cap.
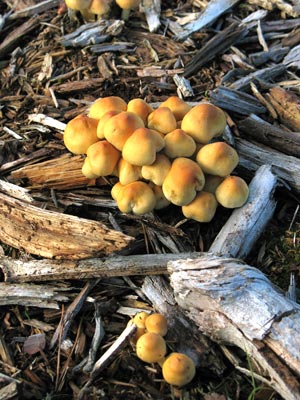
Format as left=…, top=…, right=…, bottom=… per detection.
left=63, top=114, right=99, bottom=154
left=81, top=157, right=99, bottom=179
left=160, top=96, right=192, bottom=121
left=215, top=175, right=249, bottom=208
left=122, top=127, right=165, bottom=166
left=104, top=111, right=145, bottom=151
left=162, top=352, right=196, bottom=387
left=196, top=142, right=239, bottom=177
left=163, top=129, right=196, bottom=159
left=141, top=154, right=171, bottom=186
left=116, top=181, right=156, bottom=215
left=127, top=98, right=154, bottom=124
left=181, top=103, right=227, bottom=144
left=88, top=96, right=127, bottom=120
left=133, top=311, right=149, bottom=328
left=88, top=0, right=111, bottom=15
left=136, top=332, right=167, bottom=363
left=97, top=110, right=121, bottom=140
left=202, top=174, right=224, bottom=193
left=86, top=140, right=121, bottom=177
left=147, top=107, right=177, bottom=135
left=148, top=183, right=171, bottom=210
left=65, top=0, right=92, bottom=10
left=111, top=181, right=124, bottom=201
left=117, top=158, right=142, bottom=185
left=115, top=0, right=140, bottom=9
left=127, top=318, right=147, bottom=344
left=182, top=191, right=218, bottom=223
left=162, top=157, right=205, bottom=206
left=145, top=313, right=168, bottom=337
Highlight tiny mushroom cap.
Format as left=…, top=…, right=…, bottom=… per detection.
left=162, top=352, right=196, bottom=387
left=133, top=311, right=149, bottom=328
left=196, top=142, right=239, bottom=177
left=202, top=174, right=225, bottom=194
left=111, top=181, right=124, bottom=201
left=162, top=157, right=205, bottom=206
left=215, top=175, right=249, bottom=208
left=181, top=102, right=227, bottom=144
left=141, top=154, right=171, bottom=186
left=147, top=107, right=177, bottom=135
left=86, top=140, right=121, bottom=177
left=88, top=96, right=127, bottom=120
left=81, top=157, right=99, bottom=179
left=164, top=129, right=196, bottom=159
left=127, top=318, right=146, bottom=344
left=65, top=0, right=92, bottom=10
left=149, top=183, right=171, bottom=210
left=97, top=110, right=121, bottom=140
left=136, top=332, right=167, bottom=364
left=122, top=127, right=165, bottom=166
left=63, top=114, right=99, bottom=154
left=159, top=96, right=192, bottom=121
left=127, top=98, right=154, bottom=124
left=182, top=191, right=218, bottom=223
left=104, top=111, right=145, bottom=151
left=116, top=181, right=156, bottom=215
left=88, top=0, right=112, bottom=17
left=117, top=158, right=142, bottom=185
left=145, top=313, right=168, bottom=337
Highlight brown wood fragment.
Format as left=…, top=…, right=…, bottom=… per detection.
left=11, top=153, right=94, bottom=190
left=50, top=78, right=105, bottom=94
left=237, top=114, right=300, bottom=158
left=8, top=0, right=60, bottom=19
left=0, top=15, right=40, bottom=58
left=267, top=86, right=300, bottom=131
left=0, top=192, right=133, bottom=259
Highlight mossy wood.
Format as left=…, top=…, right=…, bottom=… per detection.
left=0, top=191, right=133, bottom=259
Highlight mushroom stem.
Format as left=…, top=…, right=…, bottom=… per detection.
left=121, top=8, right=131, bottom=19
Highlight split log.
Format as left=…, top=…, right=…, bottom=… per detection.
left=0, top=191, right=133, bottom=259
left=235, top=137, right=300, bottom=194
left=168, top=255, right=300, bottom=400
left=237, top=113, right=300, bottom=158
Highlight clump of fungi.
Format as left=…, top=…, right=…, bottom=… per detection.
left=129, top=311, right=196, bottom=389
left=63, top=95, right=249, bottom=223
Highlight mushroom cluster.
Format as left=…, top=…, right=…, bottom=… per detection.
left=64, top=0, right=140, bottom=20
left=63, top=95, right=249, bottom=223
left=129, top=312, right=196, bottom=388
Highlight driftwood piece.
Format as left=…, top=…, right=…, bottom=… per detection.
left=210, top=165, right=277, bottom=258
left=8, top=0, right=60, bottom=19
left=237, top=113, right=300, bottom=157
left=168, top=255, right=300, bottom=400
left=235, top=138, right=300, bottom=194
left=210, top=86, right=267, bottom=115
left=175, top=0, right=241, bottom=41
left=184, top=22, right=249, bottom=77
left=0, top=283, right=69, bottom=309
left=0, top=191, right=133, bottom=259
left=0, top=253, right=201, bottom=283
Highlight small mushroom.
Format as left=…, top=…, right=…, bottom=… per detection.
left=115, top=0, right=140, bottom=20
left=136, top=332, right=167, bottom=364
left=86, top=140, right=121, bottom=177
left=111, top=181, right=124, bottom=201
left=181, top=102, right=227, bottom=144
left=215, top=175, right=249, bottom=208
left=63, top=114, right=99, bottom=154
left=162, top=352, right=196, bottom=387
left=145, top=313, right=168, bottom=337
left=163, top=129, right=196, bottom=159
left=127, top=98, right=154, bottom=124
left=88, top=0, right=112, bottom=19
left=162, top=157, right=205, bottom=206
left=117, top=158, right=142, bottom=185
left=141, top=154, right=171, bottom=186
left=116, top=181, right=156, bottom=215
left=147, top=107, right=177, bottom=135
left=88, top=96, right=127, bottom=120
left=81, top=157, right=99, bottom=179
left=97, top=110, right=121, bottom=140
left=133, top=311, right=149, bottom=328
left=104, top=111, right=144, bottom=151
left=159, top=96, right=192, bottom=121
left=202, top=174, right=225, bottom=194
left=196, top=142, right=239, bottom=177
left=149, top=183, right=171, bottom=210
left=182, top=191, right=218, bottom=223
left=65, top=0, right=92, bottom=19
left=122, top=127, right=165, bottom=166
